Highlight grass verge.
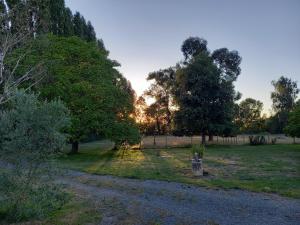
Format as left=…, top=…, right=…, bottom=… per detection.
left=58, top=142, right=300, bottom=198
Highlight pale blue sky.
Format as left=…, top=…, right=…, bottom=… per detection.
left=65, top=0, right=300, bottom=113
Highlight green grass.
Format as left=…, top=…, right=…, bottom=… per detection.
left=58, top=141, right=300, bottom=198
left=44, top=196, right=102, bottom=225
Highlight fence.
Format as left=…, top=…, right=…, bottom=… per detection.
left=140, top=134, right=300, bottom=149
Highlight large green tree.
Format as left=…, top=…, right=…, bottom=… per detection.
left=18, top=35, right=139, bottom=153
left=174, top=37, right=241, bottom=143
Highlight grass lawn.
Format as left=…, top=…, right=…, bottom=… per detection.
left=58, top=141, right=300, bottom=198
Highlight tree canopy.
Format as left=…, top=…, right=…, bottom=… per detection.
left=236, top=98, right=264, bottom=133
left=284, top=105, right=300, bottom=139
left=269, top=76, right=299, bottom=133
left=174, top=37, right=242, bottom=142
left=18, top=35, right=139, bottom=152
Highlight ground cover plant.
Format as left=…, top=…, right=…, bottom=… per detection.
left=58, top=141, right=300, bottom=198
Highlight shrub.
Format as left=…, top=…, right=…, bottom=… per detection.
left=271, top=138, right=277, bottom=144
left=0, top=90, right=70, bottom=222
left=249, top=135, right=266, bottom=145
left=191, top=145, right=205, bottom=158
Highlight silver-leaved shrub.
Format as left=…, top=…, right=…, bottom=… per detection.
left=0, top=90, right=70, bottom=222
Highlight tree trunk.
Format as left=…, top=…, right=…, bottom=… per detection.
left=201, top=133, right=206, bottom=145
left=70, top=141, right=79, bottom=154
left=209, top=134, right=213, bottom=141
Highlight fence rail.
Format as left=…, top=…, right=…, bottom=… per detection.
left=140, top=134, right=300, bottom=149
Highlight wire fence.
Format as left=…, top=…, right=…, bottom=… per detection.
left=140, top=134, right=300, bottom=149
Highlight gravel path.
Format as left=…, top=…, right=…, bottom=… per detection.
left=61, top=171, right=300, bottom=225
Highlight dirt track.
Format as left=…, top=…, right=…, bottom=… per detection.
left=61, top=170, right=300, bottom=225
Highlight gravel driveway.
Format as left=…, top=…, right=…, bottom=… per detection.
left=60, top=171, right=300, bottom=225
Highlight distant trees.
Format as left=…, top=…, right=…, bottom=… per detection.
left=142, top=37, right=242, bottom=143
left=271, top=76, right=299, bottom=112
left=236, top=98, right=265, bottom=133
left=144, top=68, right=176, bottom=135
left=267, top=76, right=299, bottom=133
left=284, top=105, right=300, bottom=141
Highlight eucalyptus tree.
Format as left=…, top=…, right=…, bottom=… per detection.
left=174, top=37, right=242, bottom=143
left=236, top=98, right=264, bottom=133
left=144, top=67, right=176, bottom=134
left=270, top=76, right=299, bottom=132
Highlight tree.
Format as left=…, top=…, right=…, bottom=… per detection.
left=0, top=90, right=69, bottom=221
left=134, top=96, right=150, bottom=133
left=175, top=53, right=224, bottom=143
left=174, top=37, right=241, bottom=143
left=181, top=37, right=208, bottom=61
left=271, top=76, right=299, bottom=112
left=18, top=35, right=139, bottom=153
left=145, top=101, right=166, bottom=135
left=144, top=67, right=176, bottom=134
left=211, top=48, right=242, bottom=82
left=48, top=0, right=66, bottom=35
left=284, top=105, right=300, bottom=141
left=73, top=11, right=85, bottom=39
left=84, top=21, right=96, bottom=42
left=236, top=98, right=264, bottom=133
left=271, top=76, right=299, bottom=132
left=62, top=7, right=74, bottom=36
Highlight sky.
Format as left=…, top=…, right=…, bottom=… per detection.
left=65, top=0, right=300, bottom=114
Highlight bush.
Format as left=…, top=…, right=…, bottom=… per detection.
left=0, top=90, right=70, bottom=222
left=0, top=174, right=69, bottom=222
left=271, top=138, right=277, bottom=144
left=249, top=135, right=266, bottom=145
left=191, top=145, right=205, bottom=158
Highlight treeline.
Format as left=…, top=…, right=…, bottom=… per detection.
left=236, top=77, right=299, bottom=134
left=1, top=0, right=105, bottom=48
left=136, top=37, right=300, bottom=141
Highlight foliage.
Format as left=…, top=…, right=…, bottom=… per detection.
left=134, top=96, right=152, bottom=134
left=270, top=76, right=299, bottom=133
left=249, top=135, right=266, bottom=145
left=191, top=145, right=205, bottom=158
left=0, top=179, right=69, bottom=222
left=236, top=98, right=265, bottom=133
left=170, top=37, right=241, bottom=143
left=181, top=37, right=208, bottom=61
left=271, top=76, right=299, bottom=112
left=144, top=67, right=176, bottom=134
left=16, top=35, right=140, bottom=152
left=0, top=90, right=70, bottom=222
left=284, top=105, right=300, bottom=138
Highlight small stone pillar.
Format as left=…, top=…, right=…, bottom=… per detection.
left=192, top=153, right=203, bottom=176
